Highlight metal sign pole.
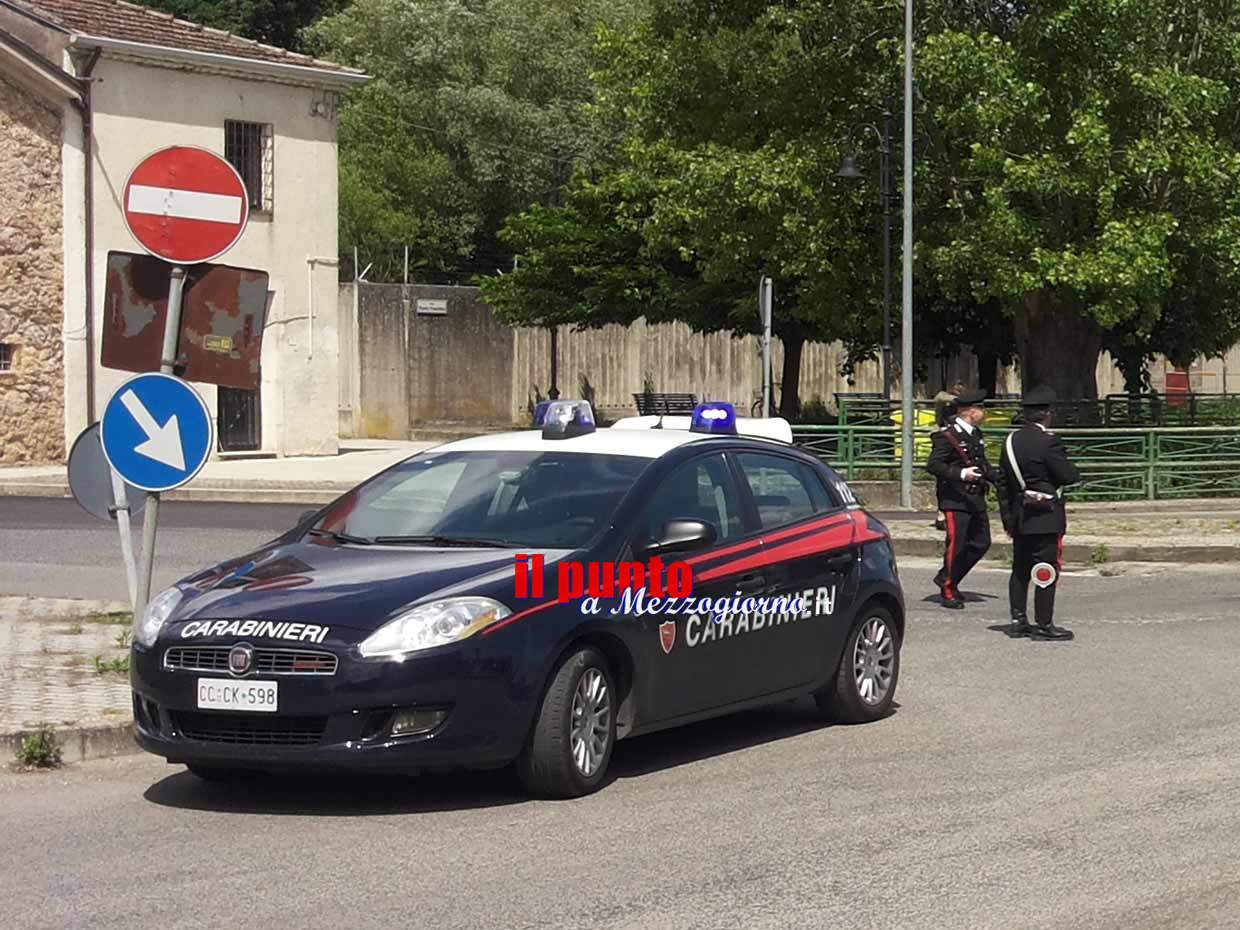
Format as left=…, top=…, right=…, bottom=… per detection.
left=760, top=277, right=773, bottom=417
left=108, top=467, right=138, bottom=609
left=135, top=265, right=186, bottom=616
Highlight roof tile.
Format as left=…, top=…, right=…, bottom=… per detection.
left=13, top=0, right=358, bottom=74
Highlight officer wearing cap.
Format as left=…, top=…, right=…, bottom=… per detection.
left=925, top=388, right=999, bottom=608
left=997, top=385, right=1082, bottom=640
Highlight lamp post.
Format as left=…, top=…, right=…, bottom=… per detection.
left=837, top=106, right=893, bottom=399
left=900, top=0, right=914, bottom=510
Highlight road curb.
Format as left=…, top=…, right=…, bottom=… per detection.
left=0, top=483, right=344, bottom=505
left=890, top=536, right=1240, bottom=564
left=3, top=721, right=140, bottom=768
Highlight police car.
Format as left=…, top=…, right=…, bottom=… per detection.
left=131, top=401, right=905, bottom=797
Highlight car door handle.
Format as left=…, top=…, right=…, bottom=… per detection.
left=826, top=551, right=856, bottom=573
left=732, top=571, right=767, bottom=593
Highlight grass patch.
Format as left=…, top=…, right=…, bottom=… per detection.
left=86, top=612, right=130, bottom=626
left=992, top=550, right=1012, bottom=568
left=113, top=629, right=132, bottom=649
left=1090, top=543, right=1111, bottom=565
left=94, top=655, right=130, bottom=675
left=65, top=622, right=83, bottom=635
left=15, top=724, right=62, bottom=769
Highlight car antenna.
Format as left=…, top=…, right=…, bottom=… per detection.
left=653, top=413, right=664, bottom=429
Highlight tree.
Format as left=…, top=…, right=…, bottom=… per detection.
left=306, top=0, right=646, bottom=282
left=141, top=1, right=344, bottom=51
left=484, top=0, right=903, bottom=416
left=917, top=1, right=1240, bottom=398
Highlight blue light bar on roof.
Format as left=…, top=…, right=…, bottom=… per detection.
left=532, top=400, right=552, bottom=427
left=542, top=400, right=596, bottom=439
left=690, top=401, right=737, bottom=435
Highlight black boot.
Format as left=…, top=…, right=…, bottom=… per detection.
left=1032, top=623, right=1073, bottom=641
left=940, top=588, right=965, bottom=610
left=1008, top=613, right=1033, bottom=638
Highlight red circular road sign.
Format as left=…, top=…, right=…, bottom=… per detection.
left=122, top=146, right=250, bottom=264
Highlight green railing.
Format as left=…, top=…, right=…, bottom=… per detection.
left=792, top=425, right=1240, bottom=501
left=834, top=393, right=1240, bottom=428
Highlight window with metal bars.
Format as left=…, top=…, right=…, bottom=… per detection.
left=224, top=120, right=273, bottom=212
left=0, top=344, right=11, bottom=372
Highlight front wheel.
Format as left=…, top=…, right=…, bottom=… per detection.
left=517, top=647, right=616, bottom=798
left=814, top=606, right=900, bottom=723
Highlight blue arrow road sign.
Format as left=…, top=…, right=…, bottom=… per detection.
left=100, top=372, right=214, bottom=493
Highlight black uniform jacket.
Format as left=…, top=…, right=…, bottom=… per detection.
left=997, top=424, right=1082, bottom=535
left=926, top=421, right=999, bottom=514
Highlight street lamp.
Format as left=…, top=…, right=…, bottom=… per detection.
left=836, top=107, right=894, bottom=399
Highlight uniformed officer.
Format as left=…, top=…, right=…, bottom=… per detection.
left=997, top=385, right=1082, bottom=641
left=925, top=388, right=998, bottom=609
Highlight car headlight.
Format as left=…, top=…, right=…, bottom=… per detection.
left=358, top=597, right=511, bottom=659
left=135, top=586, right=183, bottom=647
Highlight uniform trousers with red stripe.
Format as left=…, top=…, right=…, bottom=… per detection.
left=936, top=510, right=991, bottom=598
left=1009, top=532, right=1064, bottom=624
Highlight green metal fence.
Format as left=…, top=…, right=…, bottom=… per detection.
left=791, top=425, right=1240, bottom=501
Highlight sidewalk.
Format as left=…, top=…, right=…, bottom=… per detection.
left=0, top=597, right=138, bottom=768
left=0, top=439, right=437, bottom=505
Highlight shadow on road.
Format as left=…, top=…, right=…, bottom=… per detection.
left=142, top=698, right=899, bottom=815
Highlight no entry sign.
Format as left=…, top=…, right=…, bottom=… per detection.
left=122, top=146, right=250, bottom=265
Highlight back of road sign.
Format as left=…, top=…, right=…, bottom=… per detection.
left=68, top=423, right=147, bottom=522
left=101, top=372, right=215, bottom=493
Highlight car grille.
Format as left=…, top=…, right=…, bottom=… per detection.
left=163, top=646, right=338, bottom=676
left=170, top=711, right=328, bottom=746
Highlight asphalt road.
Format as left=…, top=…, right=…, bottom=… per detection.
left=3, top=561, right=1239, bottom=930
left=0, top=498, right=309, bottom=601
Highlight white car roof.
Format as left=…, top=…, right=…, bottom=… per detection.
left=424, top=418, right=793, bottom=459
left=426, top=428, right=703, bottom=459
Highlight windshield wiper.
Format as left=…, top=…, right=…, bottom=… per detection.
left=307, top=528, right=373, bottom=545
left=372, top=534, right=513, bottom=548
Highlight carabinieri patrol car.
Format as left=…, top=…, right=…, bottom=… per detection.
left=131, top=401, right=905, bottom=797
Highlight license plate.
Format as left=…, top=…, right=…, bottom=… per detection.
left=196, top=678, right=278, bottom=713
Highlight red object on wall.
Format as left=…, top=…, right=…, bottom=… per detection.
left=1165, top=368, right=1189, bottom=407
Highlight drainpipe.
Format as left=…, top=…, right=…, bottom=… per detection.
left=73, top=47, right=101, bottom=424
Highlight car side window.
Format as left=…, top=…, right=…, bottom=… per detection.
left=636, top=454, right=742, bottom=545
left=736, top=453, right=832, bottom=529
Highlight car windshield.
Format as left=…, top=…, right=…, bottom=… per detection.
left=310, top=450, right=651, bottom=549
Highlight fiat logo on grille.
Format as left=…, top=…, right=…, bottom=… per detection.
left=228, top=644, right=254, bottom=676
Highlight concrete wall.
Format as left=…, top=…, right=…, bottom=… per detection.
left=0, top=72, right=65, bottom=464
left=81, top=56, right=341, bottom=457
left=347, top=283, right=935, bottom=434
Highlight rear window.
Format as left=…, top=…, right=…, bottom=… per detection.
left=315, top=451, right=650, bottom=549
left=735, top=452, right=835, bottom=529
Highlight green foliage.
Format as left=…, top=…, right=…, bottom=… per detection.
left=16, top=725, right=62, bottom=770
left=918, top=1, right=1240, bottom=392
left=140, top=1, right=344, bottom=51
left=307, top=0, right=646, bottom=282
left=481, top=0, right=1240, bottom=399
left=1091, top=543, right=1111, bottom=566
left=94, top=656, right=130, bottom=676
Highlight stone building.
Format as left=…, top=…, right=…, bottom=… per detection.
left=0, top=0, right=367, bottom=465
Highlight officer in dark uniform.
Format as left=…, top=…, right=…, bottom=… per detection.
left=997, top=385, right=1082, bottom=640
left=925, top=388, right=998, bottom=609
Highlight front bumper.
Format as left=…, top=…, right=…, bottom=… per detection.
left=130, top=638, right=535, bottom=774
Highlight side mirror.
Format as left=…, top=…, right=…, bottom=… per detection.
left=297, top=509, right=318, bottom=527
left=634, top=518, right=716, bottom=559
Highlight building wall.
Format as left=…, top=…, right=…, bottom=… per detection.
left=0, top=73, right=65, bottom=464
left=83, top=57, right=341, bottom=457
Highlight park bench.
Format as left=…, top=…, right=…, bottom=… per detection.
left=633, top=392, right=698, bottom=415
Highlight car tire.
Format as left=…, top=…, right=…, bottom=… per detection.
left=814, top=605, right=900, bottom=724
left=185, top=764, right=261, bottom=784
left=517, top=647, right=616, bottom=799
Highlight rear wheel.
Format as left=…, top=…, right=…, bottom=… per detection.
left=814, top=606, right=900, bottom=723
left=517, top=647, right=616, bottom=798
